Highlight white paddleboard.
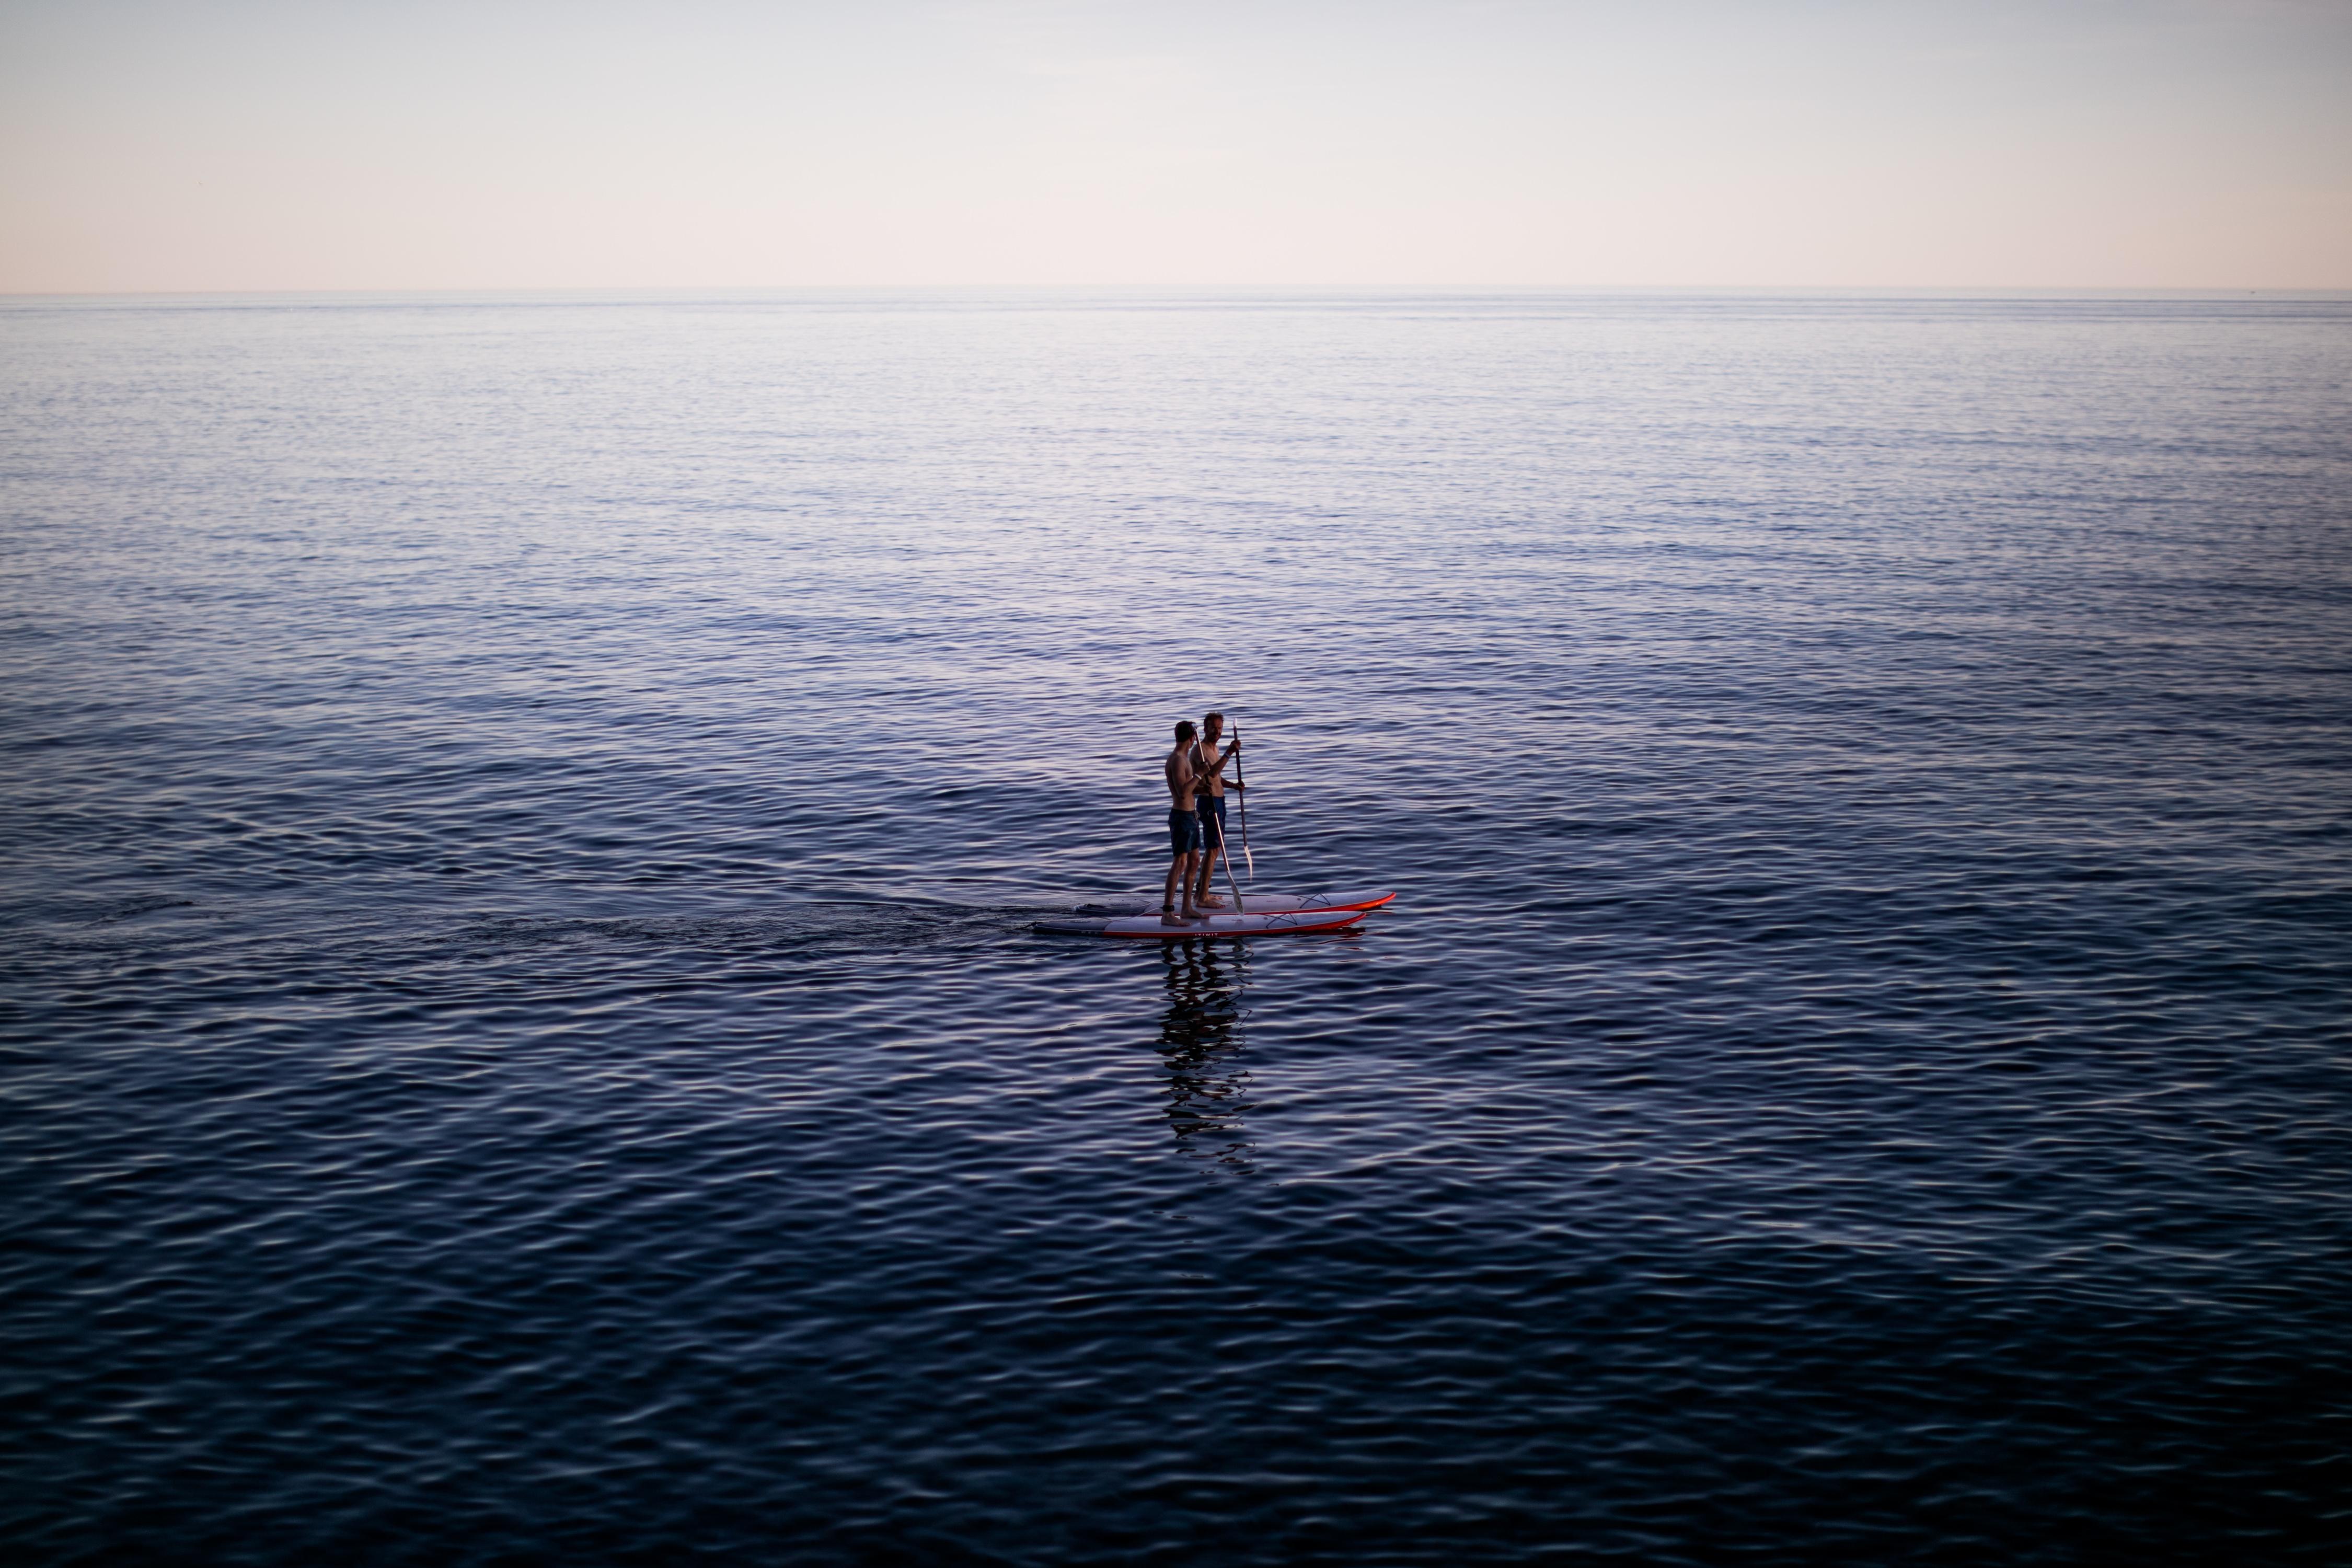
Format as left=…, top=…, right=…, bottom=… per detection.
left=1035, top=907, right=1369, bottom=939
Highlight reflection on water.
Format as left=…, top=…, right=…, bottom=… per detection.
left=1154, top=941, right=1256, bottom=1171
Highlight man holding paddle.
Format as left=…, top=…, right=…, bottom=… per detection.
left=1190, top=711, right=1244, bottom=911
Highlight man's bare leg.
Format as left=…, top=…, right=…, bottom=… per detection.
left=1163, top=850, right=1200, bottom=924
left=1193, top=839, right=1228, bottom=908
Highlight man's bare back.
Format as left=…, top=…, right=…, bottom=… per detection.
left=1165, top=743, right=1197, bottom=813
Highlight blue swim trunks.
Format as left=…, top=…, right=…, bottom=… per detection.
left=1196, top=793, right=1226, bottom=849
left=1167, top=808, right=1203, bottom=856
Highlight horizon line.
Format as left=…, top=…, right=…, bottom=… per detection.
left=7, top=282, right=2350, bottom=304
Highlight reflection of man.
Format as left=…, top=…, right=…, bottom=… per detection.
left=1157, top=941, right=1252, bottom=1167
left=1163, top=720, right=1203, bottom=925
left=1190, top=711, right=1244, bottom=910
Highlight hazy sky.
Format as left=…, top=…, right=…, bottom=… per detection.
left=3, top=0, right=2347, bottom=292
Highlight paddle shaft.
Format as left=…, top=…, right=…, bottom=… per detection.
left=1232, top=721, right=1253, bottom=878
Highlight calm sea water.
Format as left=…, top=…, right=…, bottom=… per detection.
left=4, top=289, right=2349, bottom=1565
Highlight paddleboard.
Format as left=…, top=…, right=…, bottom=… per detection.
left=1035, top=907, right=1368, bottom=939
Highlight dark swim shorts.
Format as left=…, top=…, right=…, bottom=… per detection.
left=1168, top=808, right=1203, bottom=856
left=1196, top=793, right=1226, bottom=849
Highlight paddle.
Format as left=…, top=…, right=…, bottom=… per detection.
left=1231, top=719, right=1253, bottom=880
left=1207, top=719, right=1249, bottom=913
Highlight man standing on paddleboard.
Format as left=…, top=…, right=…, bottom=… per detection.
left=1163, top=721, right=1205, bottom=925
left=1190, top=712, right=1244, bottom=910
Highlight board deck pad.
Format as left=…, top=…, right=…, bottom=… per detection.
left=1035, top=907, right=1370, bottom=939
left=1214, top=888, right=1392, bottom=915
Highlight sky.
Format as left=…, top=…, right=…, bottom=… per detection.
left=1, top=0, right=2347, bottom=292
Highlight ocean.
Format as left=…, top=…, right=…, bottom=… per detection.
left=4, top=288, right=2348, bottom=1564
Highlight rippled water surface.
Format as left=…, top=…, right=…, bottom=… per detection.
left=5, top=290, right=2350, bottom=1565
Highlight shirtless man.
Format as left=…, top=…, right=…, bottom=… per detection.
left=1190, top=711, right=1244, bottom=910
left=1163, top=720, right=1204, bottom=925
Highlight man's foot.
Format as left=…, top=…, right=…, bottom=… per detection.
left=1195, top=893, right=1228, bottom=908
left=1162, top=903, right=1190, bottom=926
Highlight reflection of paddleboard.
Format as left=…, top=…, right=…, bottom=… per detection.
left=1036, top=908, right=1368, bottom=939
